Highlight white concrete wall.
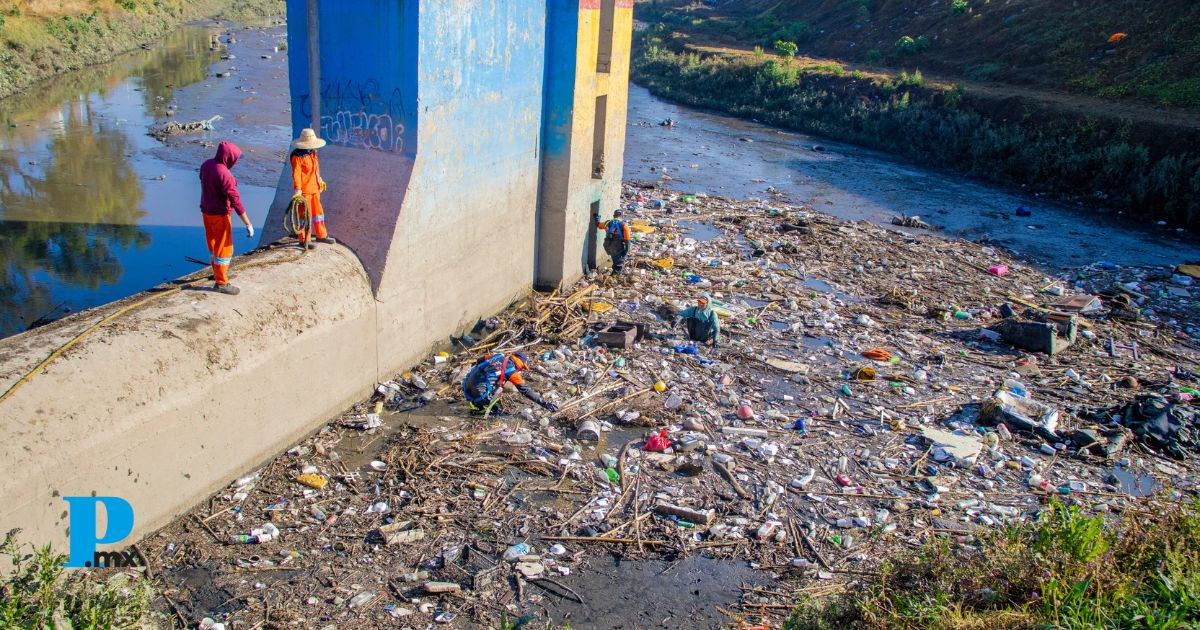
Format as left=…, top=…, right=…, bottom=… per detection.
left=0, top=247, right=375, bottom=549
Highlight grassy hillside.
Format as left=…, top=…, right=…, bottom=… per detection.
left=642, top=0, right=1200, bottom=107
left=0, top=0, right=284, bottom=100
left=632, top=24, right=1200, bottom=228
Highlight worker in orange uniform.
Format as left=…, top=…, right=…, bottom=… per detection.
left=199, top=141, right=254, bottom=295
left=289, top=128, right=336, bottom=249
left=593, top=208, right=632, bottom=274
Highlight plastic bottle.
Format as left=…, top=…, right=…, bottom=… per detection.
left=504, top=432, right=532, bottom=445
left=503, top=543, right=530, bottom=562
left=1001, top=379, right=1028, bottom=398
left=790, top=468, right=815, bottom=489
left=348, top=592, right=375, bottom=608
left=605, top=467, right=620, bottom=484
left=756, top=521, right=782, bottom=539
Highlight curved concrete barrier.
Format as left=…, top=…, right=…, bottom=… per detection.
left=0, top=246, right=376, bottom=550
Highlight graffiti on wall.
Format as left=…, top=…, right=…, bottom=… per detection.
left=298, top=79, right=410, bottom=153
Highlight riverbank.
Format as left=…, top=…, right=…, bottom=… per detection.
left=0, top=0, right=283, bottom=100
left=631, top=24, right=1200, bottom=231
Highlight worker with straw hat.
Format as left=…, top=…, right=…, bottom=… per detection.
left=290, top=128, right=335, bottom=249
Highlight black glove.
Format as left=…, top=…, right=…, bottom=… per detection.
left=517, top=383, right=553, bottom=409
left=542, top=401, right=560, bottom=412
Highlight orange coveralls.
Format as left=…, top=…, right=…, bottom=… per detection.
left=290, top=152, right=327, bottom=242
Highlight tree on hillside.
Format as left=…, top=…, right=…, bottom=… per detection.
left=773, top=39, right=797, bottom=60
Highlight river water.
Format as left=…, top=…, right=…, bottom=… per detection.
left=0, top=26, right=278, bottom=338
left=2, top=26, right=1197, bottom=339
left=622, top=84, right=1200, bottom=270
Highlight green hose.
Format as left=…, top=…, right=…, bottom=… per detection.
left=283, top=195, right=312, bottom=240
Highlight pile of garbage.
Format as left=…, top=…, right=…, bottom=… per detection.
left=145, top=187, right=1200, bottom=628
left=149, top=115, right=222, bottom=140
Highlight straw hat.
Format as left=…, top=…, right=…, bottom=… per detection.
left=291, top=128, right=326, bottom=150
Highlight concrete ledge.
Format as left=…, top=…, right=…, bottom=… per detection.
left=0, top=245, right=376, bottom=550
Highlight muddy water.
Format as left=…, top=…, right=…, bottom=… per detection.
left=551, top=554, right=772, bottom=628
left=623, top=84, right=1200, bottom=270
left=0, top=25, right=281, bottom=338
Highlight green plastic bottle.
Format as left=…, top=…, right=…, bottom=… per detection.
left=605, top=468, right=620, bottom=484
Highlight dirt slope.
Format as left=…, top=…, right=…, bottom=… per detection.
left=645, top=0, right=1200, bottom=107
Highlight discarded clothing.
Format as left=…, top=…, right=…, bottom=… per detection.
left=1102, top=395, right=1200, bottom=459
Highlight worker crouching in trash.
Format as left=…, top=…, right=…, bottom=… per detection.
left=199, top=141, right=254, bottom=295
left=673, top=294, right=720, bottom=346
left=289, top=128, right=336, bottom=250
left=463, top=352, right=559, bottom=415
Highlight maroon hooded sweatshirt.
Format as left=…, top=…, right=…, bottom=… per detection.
left=199, top=141, right=247, bottom=217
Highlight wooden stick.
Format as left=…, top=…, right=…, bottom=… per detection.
left=193, top=514, right=222, bottom=543
left=540, top=535, right=667, bottom=546
left=576, top=387, right=653, bottom=420
left=714, top=460, right=750, bottom=499
left=556, top=381, right=623, bottom=413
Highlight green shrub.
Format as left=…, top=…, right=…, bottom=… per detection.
left=895, top=35, right=931, bottom=55
left=898, top=69, right=924, bottom=86
left=774, top=39, right=798, bottom=59
left=864, top=48, right=882, bottom=64
left=782, top=500, right=1200, bottom=628
left=950, top=0, right=969, bottom=16
left=0, top=530, right=156, bottom=628
left=769, top=21, right=811, bottom=45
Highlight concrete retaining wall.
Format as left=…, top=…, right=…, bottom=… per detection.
left=0, top=248, right=375, bottom=550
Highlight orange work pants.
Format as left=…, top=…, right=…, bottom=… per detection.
left=203, top=214, right=234, bottom=285
left=298, top=192, right=327, bottom=243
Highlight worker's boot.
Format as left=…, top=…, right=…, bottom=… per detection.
left=298, top=240, right=313, bottom=250
left=317, top=236, right=337, bottom=245
left=214, top=283, right=240, bottom=295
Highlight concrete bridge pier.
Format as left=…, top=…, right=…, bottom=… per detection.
left=0, top=0, right=633, bottom=553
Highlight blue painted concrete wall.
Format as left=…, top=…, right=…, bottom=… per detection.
left=371, top=0, right=548, bottom=366
left=540, top=1, right=581, bottom=161
left=286, top=0, right=418, bottom=156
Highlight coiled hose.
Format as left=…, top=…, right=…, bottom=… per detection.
left=283, top=195, right=312, bottom=240
left=0, top=210, right=313, bottom=405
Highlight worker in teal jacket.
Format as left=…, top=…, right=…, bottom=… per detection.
left=673, top=294, right=720, bottom=346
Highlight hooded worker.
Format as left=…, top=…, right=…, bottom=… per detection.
left=199, top=141, right=254, bottom=295
left=289, top=128, right=336, bottom=249
left=463, top=352, right=559, bottom=415
left=594, top=208, right=632, bottom=274
left=673, top=294, right=720, bottom=346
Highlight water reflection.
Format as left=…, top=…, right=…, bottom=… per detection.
left=0, top=27, right=223, bottom=337
left=133, top=29, right=224, bottom=116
